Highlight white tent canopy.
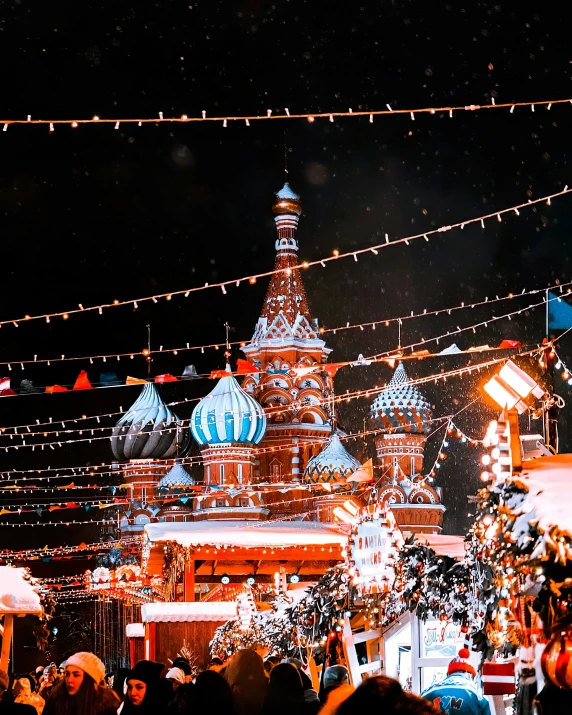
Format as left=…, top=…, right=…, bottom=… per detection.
left=145, top=520, right=346, bottom=549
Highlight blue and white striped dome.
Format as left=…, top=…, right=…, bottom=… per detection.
left=191, top=369, right=266, bottom=446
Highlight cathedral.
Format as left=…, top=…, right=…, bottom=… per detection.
left=109, top=183, right=445, bottom=540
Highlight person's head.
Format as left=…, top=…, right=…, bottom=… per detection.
left=323, top=665, right=349, bottom=691
left=126, top=660, right=164, bottom=707
left=280, top=658, right=313, bottom=692
left=263, top=656, right=280, bottom=676
left=0, top=668, right=9, bottom=697
left=447, top=648, right=476, bottom=679
left=13, top=678, right=32, bottom=698
left=225, top=649, right=267, bottom=687
left=111, top=668, right=130, bottom=699
left=267, top=663, right=304, bottom=701
left=43, top=665, right=57, bottom=684
left=194, top=670, right=234, bottom=712
left=165, top=668, right=185, bottom=690
left=64, top=653, right=106, bottom=695
left=336, top=676, right=437, bottom=715
left=171, top=658, right=193, bottom=684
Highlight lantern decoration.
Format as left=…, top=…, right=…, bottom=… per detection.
left=541, top=625, right=572, bottom=690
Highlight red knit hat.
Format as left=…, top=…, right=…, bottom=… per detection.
left=447, top=648, right=476, bottom=677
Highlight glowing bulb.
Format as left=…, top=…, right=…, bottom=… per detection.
left=481, top=455, right=491, bottom=466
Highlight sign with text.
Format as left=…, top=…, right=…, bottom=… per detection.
left=351, top=511, right=401, bottom=595
left=421, top=620, right=464, bottom=659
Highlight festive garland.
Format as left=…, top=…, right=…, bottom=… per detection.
left=210, top=565, right=350, bottom=662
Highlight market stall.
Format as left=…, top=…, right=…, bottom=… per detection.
left=0, top=566, right=42, bottom=670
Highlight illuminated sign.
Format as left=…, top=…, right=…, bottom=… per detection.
left=350, top=511, right=402, bottom=595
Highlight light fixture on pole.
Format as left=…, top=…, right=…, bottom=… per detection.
left=482, top=360, right=547, bottom=478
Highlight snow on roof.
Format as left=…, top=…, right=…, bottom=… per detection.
left=413, top=533, right=466, bottom=559
left=141, top=602, right=238, bottom=623
left=145, top=520, right=346, bottom=548
left=514, top=453, right=572, bottom=541
left=0, top=566, right=42, bottom=615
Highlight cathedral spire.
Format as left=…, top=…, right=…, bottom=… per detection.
left=250, top=183, right=318, bottom=343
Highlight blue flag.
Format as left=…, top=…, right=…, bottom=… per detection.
left=548, top=290, right=572, bottom=330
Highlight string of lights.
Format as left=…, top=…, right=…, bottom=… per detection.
left=0, top=347, right=537, bottom=455
left=3, top=95, right=572, bottom=130
left=0, top=536, right=142, bottom=560
left=367, top=290, right=572, bottom=359
left=0, top=518, right=110, bottom=528
left=0, top=189, right=566, bottom=329
left=1, top=279, right=568, bottom=371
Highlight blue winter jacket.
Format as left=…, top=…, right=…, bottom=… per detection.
left=422, top=673, right=492, bottom=715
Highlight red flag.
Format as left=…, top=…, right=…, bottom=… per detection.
left=46, top=385, right=69, bottom=393
left=210, top=369, right=230, bottom=379
left=237, top=358, right=261, bottom=374
left=73, top=370, right=92, bottom=390
left=498, top=340, right=521, bottom=349
left=0, top=378, right=16, bottom=396
left=154, top=373, right=178, bottom=383
left=324, top=364, right=340, bottom=378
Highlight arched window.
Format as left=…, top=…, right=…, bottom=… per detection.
left=238, top=464, right=243, bottom=484
left=220, top=464, right=224, bottom=484
left=134, top=513, right=150, bottom=526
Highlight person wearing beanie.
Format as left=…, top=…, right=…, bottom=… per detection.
left=122, top=661, right=164, bottom=715
left=42, top=653, right=119, bottom=715
left=421, top=648, right=491, bottom=715
left=169, top=659, right=193, bottom=684
left=165, top=669, right=185, bottom=691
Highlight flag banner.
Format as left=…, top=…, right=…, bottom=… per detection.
left=548, top=290, right=572, bottom=330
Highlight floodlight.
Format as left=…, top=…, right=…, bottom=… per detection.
left=499, top=360, right=545, bottom=400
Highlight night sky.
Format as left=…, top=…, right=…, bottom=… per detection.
left=0, top=2, right=571, bottom=554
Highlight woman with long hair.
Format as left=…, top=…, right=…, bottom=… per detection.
left=121, top=661, right=165, bottom=715
left=43, top=653, right=120, bottom=715
left=224, top=650, right=268, bottom=715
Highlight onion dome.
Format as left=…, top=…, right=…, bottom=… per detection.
left=191, top=369, right=266, bottom=446
left=157, top=463, right=195, bottom=490
left=304, top=432, right=360, bottom=484
left=272, top=182, right=302, bottom=217
left=370, top=362, right=432, bottom=434
left=111, top=382, right=188, bottom=461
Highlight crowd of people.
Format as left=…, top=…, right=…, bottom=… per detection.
left=6, top=645, right=559, bottom=715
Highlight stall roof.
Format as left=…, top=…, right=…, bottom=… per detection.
left=145, top=520, right=346, bottom=548
left=413, top=534, right=466, bottom=559
left=141, top=601, right=238, bottom=623
left=0, top=566, right=42, bottom=615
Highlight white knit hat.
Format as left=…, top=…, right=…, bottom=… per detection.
left=165, top=667, right=185, bottom=684
left=65, top=652, right=105, bottom=685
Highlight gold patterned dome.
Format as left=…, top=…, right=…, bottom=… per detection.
left=272, top=182, right=302, bottom=216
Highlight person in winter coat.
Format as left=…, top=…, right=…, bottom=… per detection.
left=0, top=669, right=36, bottom=715
left=421, top=649, right=491, bottom=715
left=224, top=650, right=268, bottom=715
left=280, top=659, right=319, bottom=713
left=532, top=682, right=572, bottom=714
left=122, top=661, right=164, bottom=715
left=42, top=653, right=119, bottom=715
left=12, top=679, right=44, bottom=715
left=336, top=675, right=437, bottom=715
left=194, top=671, right=234, bottom=714
left=262, top=663, right=317, bottom=715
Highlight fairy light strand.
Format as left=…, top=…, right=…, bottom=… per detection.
left=0, top=189, right=567, bottom=330
left=2, top=277, right=566, bottom=372
left=3, top=96, right=572, bottom=129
